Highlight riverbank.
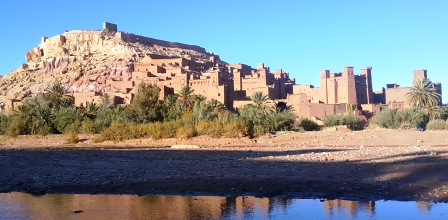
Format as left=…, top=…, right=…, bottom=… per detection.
left=1, top=129, right=447, bottom=201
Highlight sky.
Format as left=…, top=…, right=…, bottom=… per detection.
left=0, top=0, right=447, bottom=101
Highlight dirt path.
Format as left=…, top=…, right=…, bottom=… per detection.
left=1, top=129, right=447, bottom=201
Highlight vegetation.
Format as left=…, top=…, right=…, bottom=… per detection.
left=323, top=113, right=366, bottom=130
left=298, top=118, right=319, bottom=131
left=426, top=119, right=448, bottom=130
left=2, top=81, right=445, bottom=141
left=406, top=79, right=441, bottom=109
left=1, top=84, right=296, bottom=141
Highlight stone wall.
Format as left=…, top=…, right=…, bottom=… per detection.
left=116, top=32, right=206, bottom=54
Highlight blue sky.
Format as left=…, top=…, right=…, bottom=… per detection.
left=1, top=1, right=447, bottom=101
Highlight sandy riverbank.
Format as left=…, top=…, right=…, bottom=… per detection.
left=1, top=129, right=447, bottom=201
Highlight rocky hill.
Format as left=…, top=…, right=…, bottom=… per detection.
left=0, top=24, right=217, bottom=102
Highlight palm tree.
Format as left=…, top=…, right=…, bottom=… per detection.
left=100, top=93, right=113, bottom=109
left=425, top=105, right=442, bottom=120
left=176, top=86, right=195, bottom=108
left=249, top=91, right=272, bottom=113
left=83, top=102, right=99, bottom=120
left=406, top=79, right=441, bottom=108
left=209, top=99, right=226, bottom=111
left=45, top=82, right=73, bottom=108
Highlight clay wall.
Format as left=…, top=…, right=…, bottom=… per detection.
left=385, top=87, right=409, bottom=105
left=73, top=92, right=102, bottom=106
left=2, top=99, right=22, bottom=111
left=116, top=32, right=206, bottom=54
left=108, top=92, right=133, bottom=105
left=373, top=88, right=386, bottom=104
left=194, top=85, right=229, bottom=108
left=388, top=102, right=405, bottom=110
left=105, top=80, right=134, bottom=93
left=361, top=103, right=388, bottom=115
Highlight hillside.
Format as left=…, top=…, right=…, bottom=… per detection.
left=0, top=24, right=216, bottom=102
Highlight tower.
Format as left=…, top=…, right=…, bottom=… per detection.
left=413, top=69, right=427, bottom=84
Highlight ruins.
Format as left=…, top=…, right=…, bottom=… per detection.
left=0, top=22, right=443, bottom=120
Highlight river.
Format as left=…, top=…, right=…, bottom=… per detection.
left=0, top=193, right=447, bottom=219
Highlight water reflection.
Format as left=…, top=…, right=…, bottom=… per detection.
left=0, top=193, right=446, bottom=219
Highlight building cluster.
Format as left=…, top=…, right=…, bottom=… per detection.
left=72, top=54, right=441, bottom=120
left=2, top=22, right=443, bottom=121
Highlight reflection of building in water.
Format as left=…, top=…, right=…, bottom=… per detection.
left=323, top=200, right=375, bottom=218
left=4, top=193, right=291, bottom=219
left=417, top=201, right=432, bottom=214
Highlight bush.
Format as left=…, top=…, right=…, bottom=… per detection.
left=64, top=121, right=81, bottom=134
left=146, top=122, right=165, bottom=140
left=197, top=120, right=223, bottom=138
left=397, top=107, right=428, bottom=129
left=374, top=109, right=399, bottom=129
left=252, top=124, right=268, bottom=138
left=65, top=132, right=80, bottom=144
left=5, top=117, right=26, bottom=137
left=94, top=122, right=140, bottom=143
left=299, top=118, right=319, bottom=131
left=323, top=114, right=366, bottom=130
left=80, top=120, right=97, bottom=134
left=162, top=121, right=183, bottom=138
left=223, top=119, right=248, bottom=138
left=175, top=125, right=197, bottom=139
left=426, top=119, right=447, bottom=130
left=0, top=113, right=10, bottom=135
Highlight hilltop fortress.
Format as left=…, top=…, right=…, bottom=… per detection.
left=0, top=22, right=442, bottom=120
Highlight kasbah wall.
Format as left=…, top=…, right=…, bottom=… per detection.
left=3, top=22, right=443, bottom=121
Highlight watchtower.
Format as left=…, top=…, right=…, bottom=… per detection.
left=103, top=22, right=118, bottom=32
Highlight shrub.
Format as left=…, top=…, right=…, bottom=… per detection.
left=323, top=114, right=366, bottom=130
left=426, top=119, right=447, bottom=130
left=64, top=121, right=81, bottom=134
left=197, top=120, right=223, bottom=138
left=0, top=113, right=10, bottom=135
left=5, top=117, right=26, bottom=137
left=162, top=121, right=183, bottom=138
left=175, top=125, right=197, bottom=139
left=299, top=118, right=319, bottom=131
left=252, top=124, right=268, bottom=138
left=223, top=119, right=248, bottom=138
left=80, top=120, right=97, bottom=134
left=146, top=122, right=165, bottom=140
left=94, top=122, right=135, bottom=143
left=266, top=111, right=297, bottom=131
left=53, top=107, right=83, bottom=133
left=65, top=132, right=80, bottom=144
left=397, top=107, right=428, bottom=129
left=374, top=109, right=399, bottom=129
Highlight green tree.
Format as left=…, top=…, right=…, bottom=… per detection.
left=44, top=82, right=73, bottom=108
left=99, top=93, right=113, bottom=109
left=125, top=82, right=162, bottom=123
left=176, top=86, right=195, bottom=108
left=162, top=94, right=184, bottom=121
left=248, top=91, right=272, bottom=113
left=406, top=79, right=441, bottom=108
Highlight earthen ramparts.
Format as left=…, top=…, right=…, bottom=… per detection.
left=116, top=32, right=206, bottom=54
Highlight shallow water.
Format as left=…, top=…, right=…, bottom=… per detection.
left=0, top=193, right=447, bottom=219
